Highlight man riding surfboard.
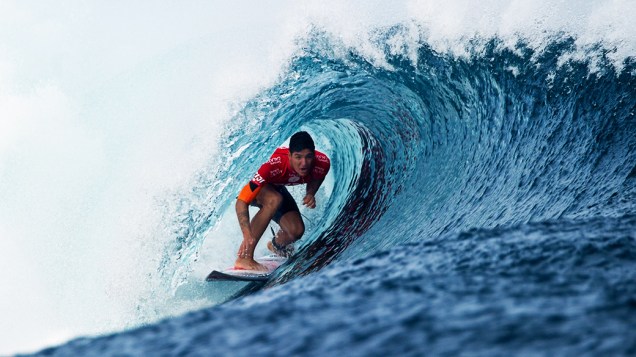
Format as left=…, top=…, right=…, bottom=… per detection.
left=234, top=131, right=331, bottom=271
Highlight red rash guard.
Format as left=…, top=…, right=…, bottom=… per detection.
left=237, top=147, right=331, bottom=203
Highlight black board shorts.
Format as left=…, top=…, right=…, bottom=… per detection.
left=250, top=185, right=299, bottom=224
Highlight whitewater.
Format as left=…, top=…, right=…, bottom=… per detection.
left=1, top=1, right=635, bottom=356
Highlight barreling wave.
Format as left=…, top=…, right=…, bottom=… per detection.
left=157, top=27, right=635, bottom=294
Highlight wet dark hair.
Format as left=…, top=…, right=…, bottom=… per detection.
left=289, top=131, right=315, bottom=153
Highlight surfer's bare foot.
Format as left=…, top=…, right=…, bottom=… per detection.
left=234, top=257, right=267, bottom=271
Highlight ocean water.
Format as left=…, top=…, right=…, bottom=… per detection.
left=2, top=1, right=635, bottom=356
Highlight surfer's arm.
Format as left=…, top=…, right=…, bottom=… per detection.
left=235, top=182, right=263, bottom=258
left=303, top=178, right=324, bottom=209
left=236, top=199, right=252, bottom=238
left=235, top=198, right=258, bottom=259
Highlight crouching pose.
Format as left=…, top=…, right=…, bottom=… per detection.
left=234, top=131, right=331, bottom=271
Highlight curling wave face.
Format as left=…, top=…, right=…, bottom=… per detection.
left=161, top=31, right=635, bottom=288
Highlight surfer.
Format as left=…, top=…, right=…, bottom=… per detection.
left=234, top=131, right=331, bottom=271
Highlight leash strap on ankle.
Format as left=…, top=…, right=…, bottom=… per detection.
left=271, top=235, right=286, bottom=251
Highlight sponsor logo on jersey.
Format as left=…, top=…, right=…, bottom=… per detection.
left=252, top=173, right=265, bottom=184
left=317, top=154, right=329, bottom=163
left=269, top=168, right=282, bottom=177
left=314, top=167, right=325, bottom=175
left=268, top=156, right=282, bottom=165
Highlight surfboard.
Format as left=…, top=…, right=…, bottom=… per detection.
left=206, top=254, right=287, bottom=282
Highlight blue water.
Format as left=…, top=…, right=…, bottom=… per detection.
left=25, top=31, right=636, bottom=356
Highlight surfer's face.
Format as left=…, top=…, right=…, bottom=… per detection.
left=289, top=149, right=315, bottom=177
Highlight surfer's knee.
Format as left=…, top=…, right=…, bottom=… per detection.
left=287, top=222, right=305, bottom=241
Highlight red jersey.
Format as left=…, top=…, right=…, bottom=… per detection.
left=237, top=147, right=330, bottom=203
left=251, top=147, right=330, bottom=186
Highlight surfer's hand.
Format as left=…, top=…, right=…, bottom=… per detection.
left=237, top=235, right=258, bottom=259
left=303, top=194, right=316, bottom=209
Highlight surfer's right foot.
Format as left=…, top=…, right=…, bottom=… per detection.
left=267, top=238, right=295, bottom=258
left=234, top=257, right=267, bottom=271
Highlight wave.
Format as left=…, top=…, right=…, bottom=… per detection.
left=16, top=17, right=636, bottom=356
left=5, top=2, right=636, bottom=354
left=154, top=28, right=635, bottom=297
